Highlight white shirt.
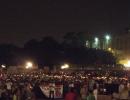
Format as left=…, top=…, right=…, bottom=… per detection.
left=6, top=82, right=12, bottom=90
left=119, top=84, right=124, bottom=93
left=93, top=89, right=98, bottom=100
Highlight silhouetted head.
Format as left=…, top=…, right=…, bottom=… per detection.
left=88, top=90, right=93, bottom=94
left=70, top=87, right=74, bottom=92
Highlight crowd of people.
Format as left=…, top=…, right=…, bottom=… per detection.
left=0, top=69, right=130, bottom=100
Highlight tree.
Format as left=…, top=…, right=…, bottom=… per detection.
left=37, top=36, right=62, bottom=68
left=63, top=32, right=92, bottom=47
left=0, top=35, right=116, bottom=69
left=0, top=44, right=20, bottom=66
left=24, top=39, right=39, bottom=50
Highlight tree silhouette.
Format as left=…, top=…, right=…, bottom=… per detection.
left=0, top=33, right=117, bottom=69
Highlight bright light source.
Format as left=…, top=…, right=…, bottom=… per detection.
left=64, top=64, right=69, bottom=68
left=108, top=48, right=112, bottom=51
left=86, top=41, right=89, bottom=47
left=25, top=62, right=33, bottom=69
left=94, top=37, right=99, bottom=46
left=25, top=66, right=29, bottom=69
left=95, top=37, right=98, bottom=42
left=105, top=35, right=110, bottom=40
left=26, top=62, right=33, bottom=67
left=124, top=60, right=130, bottom=68
left=61, top=66, right=65, bottom=69
left=1, top=65, right=6, bottom=68
left=61, top=64, right=69, bottom=69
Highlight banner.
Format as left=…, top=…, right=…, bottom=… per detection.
left=40, top=83, right=63, bottom=98
left=40, top=84, right=50, bottom=97
left=55, top=84, right=63, bottom=98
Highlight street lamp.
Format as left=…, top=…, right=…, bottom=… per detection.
left=105, top=35, right=110, bottom=41
left=93, top=37, right=99, bottom=49
left=61, top=64, right=69, bottom=69
left=104, top=35, right=111, bottom=49
left=108, top=47, right=112, bottom=51
left=95, top=37, right=99, bottom=45
left=86, top=41, right=89, bottom=47
left=1, top=64, right=6, bottom=68
left=124, top=60, right=130, bottom=68
left=25, top=61, right=33, bottom=69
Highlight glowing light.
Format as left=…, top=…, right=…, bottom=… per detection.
left=25, top=66, right=29, bottom=69
left=124, top=60, right=130, bottom=68
left=1, top=65, right=6, bottom=68
left=25, top=62, right=33, bottom=69
left=94, top=37, right=99, bottom=45
left=95, top=37, right=98, bottom=42
left=61, top=64, right=69, bottom=69
left=105, top=35, right=110, bottom=40
left=86, top=41, right=89, bottom=47
left=108, top=48, right=112, bottom=51
left=26, top=62, right=33, bottom=67
left=64, top=64, right=69, bottom=68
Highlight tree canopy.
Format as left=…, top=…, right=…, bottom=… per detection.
left=0, top=33, right=117, bottom=69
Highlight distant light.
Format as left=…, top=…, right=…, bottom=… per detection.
left=64, top=64, right=69, bottom=68
left=25, top=62, right=33, bottom=69
left=108, top=48, right=112, bottom=51
left=95, top=37, right=99, bottom=42
left=61, top=66, right=65, bottom=69
left=26, top=62, right=33, bottom=67
left=1, top=65, right=6, bottom=68
left=105, top=35, right=110, bottom=40
left=94, top=37, right=99, bottom=45
left=25, top=66, right=29, bottom=69
left=86, top=41, right=89, bottom=47
left=124, top=60, right=130, bottom=68
left=61, top=64, right=69, bottom=69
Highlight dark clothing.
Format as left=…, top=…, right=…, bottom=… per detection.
left=65, top=92, right=76, bottom=100
left=33, top=85, right=48, bottom=99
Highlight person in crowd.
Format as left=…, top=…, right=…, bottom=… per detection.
left=112, top=92, right=119, bottom=100
left=86, top=90, right=95, bottom=100
left=127, top=81, right=130, bottom=99
left=88, top=78, right=95, bottom=91
left=65, top=88, right=77, bottom=100
left=33, top=82, right=47, bottom=99
left=1, top=69, right=130, bottom=100
left=13, top=88, right=20, bottom=100
left=6, top=79, right=12, bottom=90
left=80, top=85, right=88, bottom=100
left=0, top=85, right=6, bottom=99
left=119, top=82, right=125, bottom=94
left=63, top=82, right=69, bottom=98
left=49, top=83, right=55, bottom=99
left=24, top=83, right=34, bottom=100
left=119, top=84, right=129, bottom=100
left=93, top=84, right=98, bottom=100
left=1, top=85, right=10, bottom=100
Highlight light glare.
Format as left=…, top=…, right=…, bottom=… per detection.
left=1, top=65, right=6, bottom=68
left=26, top=62, right=33, bottom=67
left=61, top=64, right=69, bottom=69
left=95, top=37, right=98, bottom=42
left=124, top=60, right=130, bottom=68
left=25, top=62, right=33, bottom=69
left=105, top=35, right=110, bottom=40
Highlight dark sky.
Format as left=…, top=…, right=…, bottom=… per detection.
left=0, top=0, right=130, bottom=46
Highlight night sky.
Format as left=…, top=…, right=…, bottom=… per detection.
left=0, top=0, right=130, bottom=46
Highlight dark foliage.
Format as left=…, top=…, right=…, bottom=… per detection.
left=0, top=33, right=116, bottom=69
